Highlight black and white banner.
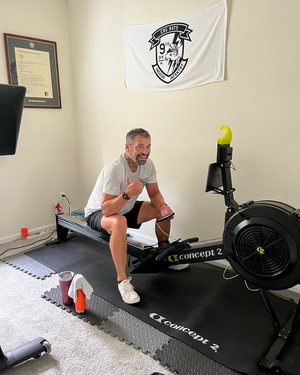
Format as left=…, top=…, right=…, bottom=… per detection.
left=123, top=0, right=227, bottom=92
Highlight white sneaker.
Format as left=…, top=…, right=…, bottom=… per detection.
left=168, top=264, right=190, bottom=270
left=118, top=277, right=140, bottom=304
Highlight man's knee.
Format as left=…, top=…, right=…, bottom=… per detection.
left=107, top=215, right=128, bottom=235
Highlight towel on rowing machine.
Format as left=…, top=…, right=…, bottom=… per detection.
left=68, top=274, right=93, bottom=302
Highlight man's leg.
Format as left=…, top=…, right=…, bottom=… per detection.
left=101, top=214, right=140, bottom=304
left=155, top=220, right=170, bottom=247
left=137, top=202, right=189, bottom=270
left=101, top=214, right=128, bottom=281
left=137, top=202, right=170, bottom=246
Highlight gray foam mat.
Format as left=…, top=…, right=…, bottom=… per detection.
left=100, top=309, right=171, bottom=356
left=42, top=286, right=118, bottom=325
left=4, top=244, right=253, bottom=374
left=155, top=338, right=240, bottom=375
left=3, top=253, right=55, bottom=279
left=42, top=286, right=239, bottom=375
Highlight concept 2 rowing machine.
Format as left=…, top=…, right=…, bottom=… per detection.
left=206, top=126, right=300, bottom=374
left=52, top=212, right=226, bottom=274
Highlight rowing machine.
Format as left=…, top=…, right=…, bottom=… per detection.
left=206, top=126, right=300, bottom=375
left=50, top=212, right=226, bottom=273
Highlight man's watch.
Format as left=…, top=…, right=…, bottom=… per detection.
left=122, top=191, right=130, bottom=200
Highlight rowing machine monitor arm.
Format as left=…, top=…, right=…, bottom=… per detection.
left=205, top=125, right=239, bottom=219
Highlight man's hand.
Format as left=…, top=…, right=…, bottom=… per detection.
left=126, top=175, right=144, bottom=197
left=159, top=204, right=174, bottom=221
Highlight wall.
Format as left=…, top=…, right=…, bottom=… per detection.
left=68, top=0, right=300, bottom=243
left=1, top=0, right=299, bottom=246
left=0, top=0, right=81, bottom=242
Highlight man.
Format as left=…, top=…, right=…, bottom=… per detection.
left=85, top=128, right=187, bottom=304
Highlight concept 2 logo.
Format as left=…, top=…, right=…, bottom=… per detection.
left=149, top=22, right=193, bottom=84
left=167, top=247, right=223, bottom=263
left=149, top=313, right=220, bottom=353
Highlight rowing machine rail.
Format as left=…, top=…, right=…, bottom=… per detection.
left=51, top=213, right=225, bottom=273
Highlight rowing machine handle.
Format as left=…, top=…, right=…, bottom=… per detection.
left=184, top=237, right=199, bottom=243
left=155, top=237, right=199, bottom=262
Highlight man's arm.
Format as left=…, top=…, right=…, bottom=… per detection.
left=146, top=182, right=174, bottom=216
left=101, top=176, right=144, bottom=216
left=101, top=193, right=127, bottom=217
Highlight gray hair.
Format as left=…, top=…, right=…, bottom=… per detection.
left=126, top=128, right=151, bottom=146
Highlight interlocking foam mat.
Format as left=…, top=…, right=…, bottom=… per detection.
left=5, top=234, right=300, bottom=375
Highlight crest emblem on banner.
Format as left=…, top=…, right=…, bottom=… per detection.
left=149, top=23, right=193, bottom=84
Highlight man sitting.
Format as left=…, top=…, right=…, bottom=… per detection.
left=85, top=128, right=188, bottom=304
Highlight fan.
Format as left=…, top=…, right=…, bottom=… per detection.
left=223, top=200, right=300, bottom=290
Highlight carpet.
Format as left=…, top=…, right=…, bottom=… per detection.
left=26, top=235, right=300, bottom=375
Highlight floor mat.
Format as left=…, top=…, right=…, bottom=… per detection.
left=100, top=309, right=171, bottom=355
left=3, top=253, right=55, bottom=279
left=42, top=285, right=118, bottom=325
left=26, top=235, right=300, bottom=375
left=41, top=284, right=236, bottom=375
left=156, top=339, right=239, bottom=375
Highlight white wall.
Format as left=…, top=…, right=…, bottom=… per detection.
left=0, top=0, right=81, bottom=242
left=1, top=0, right=300, bottom=245
left=68, top=0, right=300, bottom=243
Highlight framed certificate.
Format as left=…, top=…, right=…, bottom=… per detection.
left=4, top=33, right=62, bottom=108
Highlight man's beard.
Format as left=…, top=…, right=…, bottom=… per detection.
left=129, top=150, right=148, bottom=165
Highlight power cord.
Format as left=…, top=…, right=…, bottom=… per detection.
left=222, top=264, right=259, bottom=291
left=0, top=229, right=57, bottom=257
left=223, top=264, right=239, bottom=280
left=244, top=280, right=259, bottom=292
left=62, top=194, right=71, bottom=215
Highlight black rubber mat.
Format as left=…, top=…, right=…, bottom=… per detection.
left=26, top=235, right=300, bottom=375
left=156, top=339, right=239, bottom=375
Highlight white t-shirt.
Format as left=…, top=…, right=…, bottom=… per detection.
left=85, top=154, right=157, bottom=217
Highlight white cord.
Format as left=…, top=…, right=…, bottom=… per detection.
left=223, top=264, right=239, bottom=280
left=244, top=279, right=259, bottom=292
left=155, top=222, right=177, bottom=241
left=222, top=264, right=259, bottom=291
left=222, top=264, right=259, bottom=292
left=63, top=194, right=71, bottom=215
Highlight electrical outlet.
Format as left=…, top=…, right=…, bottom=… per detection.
left=59, top=191, right=65, bottom=202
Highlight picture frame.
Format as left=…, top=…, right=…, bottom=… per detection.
left=3, top=33, right=62, bottom=109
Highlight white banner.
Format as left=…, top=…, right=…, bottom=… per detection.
left=123, top=0, right=227, bottom=92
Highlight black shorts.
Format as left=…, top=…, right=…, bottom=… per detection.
left=85, top=201, right=144, bottom=234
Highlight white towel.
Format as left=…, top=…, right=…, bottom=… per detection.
left=68, top=274, right=93, bottom=303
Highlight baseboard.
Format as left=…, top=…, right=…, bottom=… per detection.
left=0, top=223, right=56, bottom=245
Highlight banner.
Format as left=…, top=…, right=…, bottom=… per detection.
left=123, top=0, right=227, bottom=92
